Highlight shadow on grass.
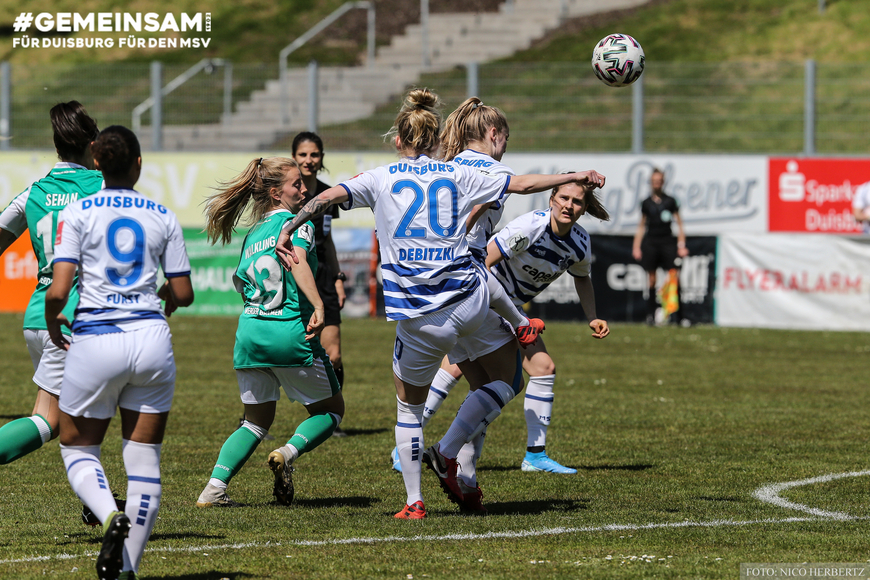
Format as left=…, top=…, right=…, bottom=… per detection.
left=290, top=496, right=379, bottom=509
left=152, top=573, right=256, bottom=580
left=483, top=462, right=654, bottom=472
left=0, top=414, right=27, bottom=420
left=330, top=427, right=390, bottom=437
left=484, top=498, right=590, bottom=516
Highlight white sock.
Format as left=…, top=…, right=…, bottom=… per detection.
left=61, top=444, right=117, bottom=525
left=422, top=369, right=460, bottom=427
left=395, top=396, right=425, bottom=505
left=525, top=374, right=555, bottom=448
left=122, top=440, right=162, bottom=573
left=485, top=272, right=527, bottom=328
left=439, top=380, right=516, bottom=458
left=457, top=428, right=486, bottom=487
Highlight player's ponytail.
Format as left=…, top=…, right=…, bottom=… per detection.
left=51, top=101, right=99, bottom=163
left=386, top=88, right=442, bottom=155
left=204, top=157, right=299, bottom=245
left=440, top=97, right=509, bottom=162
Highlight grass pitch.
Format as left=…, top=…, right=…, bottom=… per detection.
left=0, top=313, right=868, bottom=579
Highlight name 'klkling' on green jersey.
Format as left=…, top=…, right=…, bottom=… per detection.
left=232, top=209, right=325, bottom=369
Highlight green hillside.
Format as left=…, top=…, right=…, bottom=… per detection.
left=3, top=0, right=870, bottom=153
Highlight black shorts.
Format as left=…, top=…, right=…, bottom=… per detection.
left=315, top=272, right=342, bottom=327
left=640, top=237, right=678, bottom=272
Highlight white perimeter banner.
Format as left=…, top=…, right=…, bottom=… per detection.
left=500, top=153, right=768, bottom=236
left=716, top=233, right=870, bottom=330
left=0, top=152, right=767, bottom=232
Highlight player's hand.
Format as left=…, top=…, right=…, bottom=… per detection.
left=157, top=281, right=178, bottom=317
left=335, top=279, right=346, bottom=309
left=305, top=307, right=325, bottom=339
left=47, top=314, right=72, bottom=351
left=574, top=170, right=606, bottom=189
left=632, top=247, right=642, bottom=261
left=677, top=246, right=689, bottom=258
left=589, top=319, right=609, bottom=339
left=275, top=230, right=300, bottom=271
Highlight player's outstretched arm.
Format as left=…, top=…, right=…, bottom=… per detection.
left=507, top=171, right=605, bottom=195
left=276, top=186, right=349, bottom=270
left=574, top=275, right=609, bottom=339
left=44, top=261, right=76, bottom=350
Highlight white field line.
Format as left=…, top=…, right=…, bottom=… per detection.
left=3, top=470, right=868, bottom=566
left=752, top=470, right=870, bottom=520
left=0, top=516, right=842, bottom=565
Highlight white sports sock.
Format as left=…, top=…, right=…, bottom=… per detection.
left=439, top=380, right=516, bottom=458
left=61, top=444, right=117, bottom=525
left=485, top=272, right=527, bottom=328
left=525, top=375, right=555, bottom=448
left=122, top=440, right=162, bottom=573
left=456, top=428, right=486, bottom=487
left=422, top=369, right=460, bottom=427
left=395, top=396, right=425, bottom=505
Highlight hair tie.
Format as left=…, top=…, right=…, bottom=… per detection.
left=471, top=102, right=482, bottom=110
left=257, top=157, right=263, bottom=167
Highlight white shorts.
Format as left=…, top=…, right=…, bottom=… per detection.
left=59, top=322, right=176, bottom=419
left=393, top=282, right=490, bottom=387
left=236, top=356, right=340, bottom=406
left=23, top=329, right=67, bottom=396
left=448, top=309, right=516, bottom=365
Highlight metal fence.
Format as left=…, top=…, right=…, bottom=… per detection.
left=3, top=60, right=870, bottom=154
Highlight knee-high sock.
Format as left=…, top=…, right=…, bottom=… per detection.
left=207, top=420, right=267, bottom=489
left=485, top=273, right=527, bottom=328
left=456, top=427, right=486, bottom=487
left=647, top=290, right=657, bottom=317
left=395, top=397, right=424, bottom=505
left=438, top=380, right=516, bottom=458
left=422, top=369, right=460, bottom=427
left=286, top=412, right=341, bottom=458
left=525, top=374, right=555, bottom=448
left=0, top=414, right=52, bottom=464
left=61, top=444, right=116, bottom=524
left=122, top=440, right=162, bottom=574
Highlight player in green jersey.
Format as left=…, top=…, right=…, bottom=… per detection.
left=196, top=157, right=344, bottom=507
left=0, top=101, right=102, bottom=465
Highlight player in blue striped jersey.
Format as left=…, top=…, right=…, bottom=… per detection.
left=487, top=180, right=611, bottom=474
left=274, top=88, right=606, bottom=518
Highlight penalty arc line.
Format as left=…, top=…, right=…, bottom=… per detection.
left=752, top=469, right=870, bottom=520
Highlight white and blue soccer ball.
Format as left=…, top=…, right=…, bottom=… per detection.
left=591, top=33, right=645, bottom=87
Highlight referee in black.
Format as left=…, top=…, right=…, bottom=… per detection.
left=631, top=168, right=688, bottom=326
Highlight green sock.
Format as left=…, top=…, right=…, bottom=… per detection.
left=209, top=426, right=262, bottom=485
left=0, top=415, right=52, bottom=465
left=287, top=413, right=340, bottom=457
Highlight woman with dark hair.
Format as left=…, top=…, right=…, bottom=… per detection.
left=45, top=125, right=194, bottom=580
left=0, top=101, right=102, bottom=466
left=292, top=132, right=348, bottom=437
left=274, top=88, right=605, bottom=519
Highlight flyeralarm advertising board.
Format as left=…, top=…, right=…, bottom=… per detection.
left=769, top=158, right=870, bottom=233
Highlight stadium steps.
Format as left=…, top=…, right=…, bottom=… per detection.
left=140, top=0, right=650, bottom=151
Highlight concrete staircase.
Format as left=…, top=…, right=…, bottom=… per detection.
left=142, top=0, right=649, bottom=151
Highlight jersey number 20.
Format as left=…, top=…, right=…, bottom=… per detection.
left=391, top=178, right=459, bottom=239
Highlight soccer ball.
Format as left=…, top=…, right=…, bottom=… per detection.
left=591, top=34, right=645, bottom=87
